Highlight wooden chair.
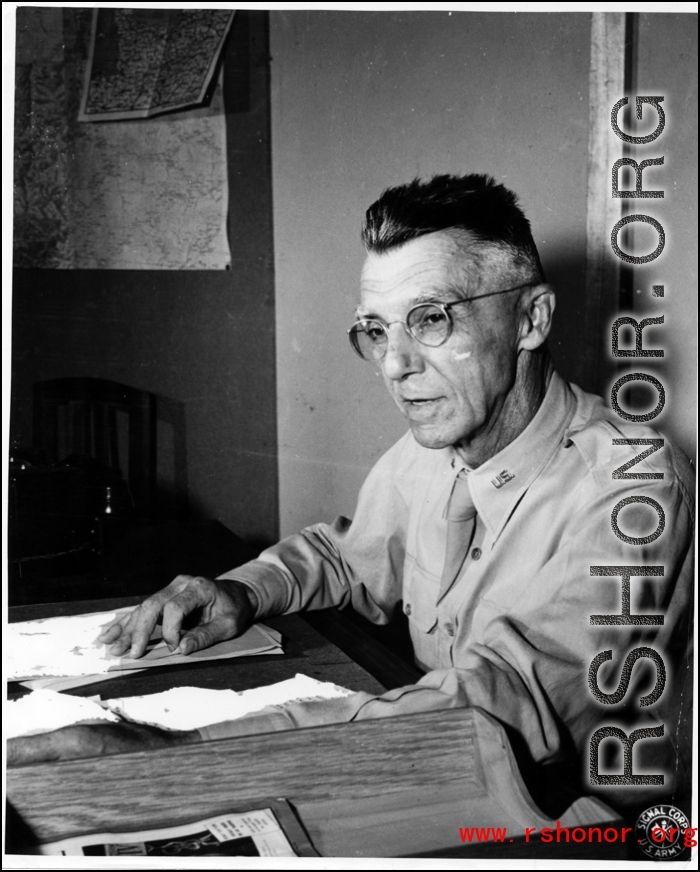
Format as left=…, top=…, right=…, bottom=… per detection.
left=32, top=377, right=157, bottom=519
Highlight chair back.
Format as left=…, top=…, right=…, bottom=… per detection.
left=33, top=377, right=157, bottom=518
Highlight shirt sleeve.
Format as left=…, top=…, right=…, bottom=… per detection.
left=217, top=433, right=414, bottom=625
left=205, top=462, right=693, bottom=807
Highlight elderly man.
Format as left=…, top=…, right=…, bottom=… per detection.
left=10, top=175, right=693, bottom=807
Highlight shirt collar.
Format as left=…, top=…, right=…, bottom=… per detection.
left=450, top=371, right=576, bottom=542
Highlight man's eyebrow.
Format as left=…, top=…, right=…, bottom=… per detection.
left=355, top=289, right=465, bottom=320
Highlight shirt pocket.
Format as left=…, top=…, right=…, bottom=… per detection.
left=403, top=556, right=439, bottom=668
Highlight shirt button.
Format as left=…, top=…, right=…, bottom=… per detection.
left=471, top=547, right=482, bottom=560
left=405, top=603, right=412, bottom=616
left=444, top=622, right=454, bottom=636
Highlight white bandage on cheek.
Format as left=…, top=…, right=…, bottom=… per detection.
left=452, top=351, right=472, bottom=360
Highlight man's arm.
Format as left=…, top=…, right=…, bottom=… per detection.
left=218, top=467, right=693, bottom=809
left=7, top=721, right=202, bottom=766
left=8, top=437, right=413, bottom=765
left=97, top=432, right=414, bottom=658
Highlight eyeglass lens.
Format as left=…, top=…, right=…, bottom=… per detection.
left=349, top=303, right=451, bottom=360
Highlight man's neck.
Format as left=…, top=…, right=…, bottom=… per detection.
left=454, top=353, right=554, bottom=468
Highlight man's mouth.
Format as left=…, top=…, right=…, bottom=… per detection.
left=402, top=396, right=443, bottom=413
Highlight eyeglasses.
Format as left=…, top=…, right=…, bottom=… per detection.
left=348, top=281, right=534, bottom=362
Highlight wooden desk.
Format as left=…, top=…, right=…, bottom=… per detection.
left=7, top=707, right=624, bottom=859
left=7, top=600, right=624, bottom=859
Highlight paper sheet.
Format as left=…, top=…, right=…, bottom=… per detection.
left=7, top=611, right=127, bottom=679
left=6, top=689, right=120, bottom=739
left=7, top=609, right=283, bottom=682
left=21, top=669, right=149, bottom=694
left=105, top=673, right=354, bottom=731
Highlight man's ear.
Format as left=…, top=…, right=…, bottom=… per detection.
left=517, top=284, right=556, bottom=351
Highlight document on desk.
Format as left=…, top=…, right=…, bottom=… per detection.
left=104, top=673, right=354, bottom=730
left=7, top=608, right=283, bottom=684
left=7, top=675, right=353, bottom=737
left=7, top=689, right=121, bottom=738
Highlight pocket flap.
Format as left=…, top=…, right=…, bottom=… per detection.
left=403, top=558, right=439, bottom=634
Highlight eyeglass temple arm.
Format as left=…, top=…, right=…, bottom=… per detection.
left=445, top=280, right=535, bottom=308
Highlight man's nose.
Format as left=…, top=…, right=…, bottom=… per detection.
left=382, top=323, right=424, bottom=380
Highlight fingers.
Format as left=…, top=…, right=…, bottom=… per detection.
left=95, top=576, right=248, bottom=660
left=102, top=576, right=220, bottom=659
left=176, top=614, right=241, bottom=655
left=96, top=611, right=138, bottom=655
left=160, top=579, right=218, bottom=651
left=96, top=613, right=131, bottom=644
left=97, top=622, right=124, bottom=644
left=101, top=576, right=192, bottom=658
left=119, top=594, right=173, bottom=659
left=174, top=580, right=256, bottom=654
left=109, top=598, right=160, bottom=657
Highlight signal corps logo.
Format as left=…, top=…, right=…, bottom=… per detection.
left=636, top=805, right=692, bottom=860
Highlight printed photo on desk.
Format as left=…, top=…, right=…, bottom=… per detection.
left=4, top=3, right=697, bottom=867
left=38, top=799, right=319, bottom=858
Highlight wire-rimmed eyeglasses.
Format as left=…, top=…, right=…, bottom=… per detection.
left=348, top=281, right=534, bottom=362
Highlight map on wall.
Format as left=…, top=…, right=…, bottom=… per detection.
left=79, top=9, right=235, bottom=121
left=13, top=7, right=232, bottom=269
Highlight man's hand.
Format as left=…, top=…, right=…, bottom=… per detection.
left=7, top=722, right=201, bottom=767
left=97, top=575, right=258, bottom=659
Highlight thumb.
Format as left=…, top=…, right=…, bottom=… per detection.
left=175, top=615, right=239, bottom=655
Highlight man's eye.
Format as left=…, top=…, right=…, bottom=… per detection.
left=364, top=323, right=385, bottom=341
left=424, top=311, right=447, bottom=325
left=414, top=307, right=447, bottom=328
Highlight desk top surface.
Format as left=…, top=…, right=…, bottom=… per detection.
left=8, top=596, right=388, bottom=700
left=7, top=600, right=630, bottom=860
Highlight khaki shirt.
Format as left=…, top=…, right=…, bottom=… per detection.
left=214, top=372, right=694, bottom=799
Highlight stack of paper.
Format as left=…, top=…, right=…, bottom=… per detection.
left=7, top=608, right=283, bottom=691
left=6, top=610, right=353, bottom=740
left=105, top=674, right=355, bottom=730
left=7, top=675, right=353, bottom=738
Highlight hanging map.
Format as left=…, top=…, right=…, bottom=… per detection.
left=13, top=7, right=232, bottom=268
left=79, top=9, right=235, bottom=121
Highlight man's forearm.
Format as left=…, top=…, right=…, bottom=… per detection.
left=7, top=722, right=202, bottom=767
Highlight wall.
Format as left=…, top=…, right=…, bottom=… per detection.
left=10, top=12, right=278, bottom=547
left=13, top=7, right=230, bottom=270
left=625, top=13, right=697, bottom=461
left=269, top=11, right=593, bottom=536
left=11, top=11, right=694, bottom=548
left=10, top=268, right=277, bottom=545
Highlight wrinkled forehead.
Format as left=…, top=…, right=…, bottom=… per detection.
left=358, top=230, right=480, bottom=310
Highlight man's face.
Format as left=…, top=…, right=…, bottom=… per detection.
left=358, top=231, right=524, bottom=458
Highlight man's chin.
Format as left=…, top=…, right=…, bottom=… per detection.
left=407, top=423, right=454, bottom=451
